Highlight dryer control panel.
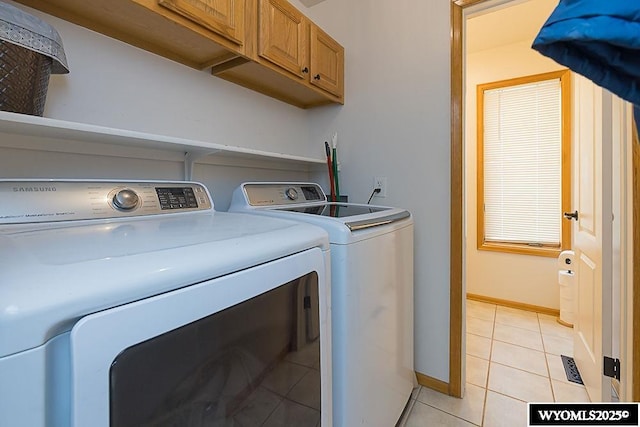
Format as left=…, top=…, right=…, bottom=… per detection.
left=0, top=180, right=213, bottom=224
left=242, top=182, right=326, bottom=207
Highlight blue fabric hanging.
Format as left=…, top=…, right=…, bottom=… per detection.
left=532, top=0, right=640, bottom=113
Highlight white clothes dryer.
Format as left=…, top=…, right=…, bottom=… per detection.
left=0, top=179, right=332, bottom=427
left=230, top=182, right=415, bottom=427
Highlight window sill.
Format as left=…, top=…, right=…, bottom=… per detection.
left=477, top=242, right=565, bottom=258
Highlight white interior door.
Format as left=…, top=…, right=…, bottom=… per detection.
left=571, top=74, right=614, bottom=402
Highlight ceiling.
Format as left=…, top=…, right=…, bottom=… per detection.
left=466, top=0, right=559, bottom=54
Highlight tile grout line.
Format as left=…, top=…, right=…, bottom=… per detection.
left=489, top=307, right=552, bottom=406
left=400, top=304, right=568, bottom=425
left=480, top=304, right=497, bottom=427
left=538, top=312, right=558, bottom=403
left=491, top=337, right=545, bottom=353
left=418, top=402, right=484, bottom=427
left=489, top=360, right=555, bottom=380
left=468, top=302, right=588, bottom=406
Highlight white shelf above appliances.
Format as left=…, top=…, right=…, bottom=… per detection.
left=0, top=111, right=325, bottom=179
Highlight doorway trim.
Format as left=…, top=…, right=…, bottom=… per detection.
left=450, top=0, right=488, bottom=400
left=450, top=0, right=639, bottom=400
left=632, top=119, right=639, bottom=400
left=449, top=0, right=466, bottom=398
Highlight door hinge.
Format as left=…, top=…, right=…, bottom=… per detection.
left=603, top=356, right=620, bottom=380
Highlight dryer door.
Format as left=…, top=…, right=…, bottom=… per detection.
left=69, top=248, right=331, bottom=427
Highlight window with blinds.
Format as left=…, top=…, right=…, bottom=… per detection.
left=477, top=70, right=571, bottom=257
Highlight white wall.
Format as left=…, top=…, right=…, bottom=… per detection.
left=465, top=40, right=565, bottom=308
left=291, top=0, right=453, bottom=381
left=38, top=7, right=312, bottom=155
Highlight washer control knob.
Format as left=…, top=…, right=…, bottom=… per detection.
left=285, top=187, right=299, bottom=201
left=112, top=189, right=139, bottom=211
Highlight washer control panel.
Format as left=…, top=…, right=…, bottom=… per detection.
left=243, top=183, right=326, bottom=207
left=284, top=187, right=299, bottom=201
left=0, top=180, right=213, bottom=224
left=111, top=188, right=140, bottom=211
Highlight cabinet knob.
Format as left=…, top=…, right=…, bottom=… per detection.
left=302, top=67, right=309, bottom=74
left=313, top=74, right=321, bottom=80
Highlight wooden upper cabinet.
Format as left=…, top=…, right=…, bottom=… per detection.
left=310, top=23, right=343, bottom=97
left=13, top=0, right=247, bottom=70
left=254, top=0, right=344, bottom=102
left=13, top=0, right=343, bottom=108
left=258, top=0, right=308, bottom=79
left=158, top=0, right=245, bottom=46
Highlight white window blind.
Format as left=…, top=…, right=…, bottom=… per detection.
left=482, top=78, right=562, bottom=246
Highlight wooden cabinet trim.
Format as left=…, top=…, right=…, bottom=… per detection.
left=158, top=0, right=245, bottom=46
left=309, top=23, right=344, bottom=98
left=258, top=0, right=308, bottom=79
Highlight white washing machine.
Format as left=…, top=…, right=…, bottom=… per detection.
left=0, top=179, right=332, bottom=427
left=230, top=182, right=415, bottom=427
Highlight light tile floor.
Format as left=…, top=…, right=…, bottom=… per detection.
left=398, top=300, right=590, bottom=426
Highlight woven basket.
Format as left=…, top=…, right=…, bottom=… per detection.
left=0, top=40, right=52, bottom=116
left=0, top=2, right=69, bottom=117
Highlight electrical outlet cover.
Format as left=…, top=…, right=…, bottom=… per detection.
left=373, top=176, right=387, bottom=197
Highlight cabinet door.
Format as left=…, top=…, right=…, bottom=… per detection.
left=258, top=0, right=308, bottom=79
left=158, top=0, right=245, bottom=46
left=310, top=23, right=343, bottom=97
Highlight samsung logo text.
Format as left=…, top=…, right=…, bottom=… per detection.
left=12, top=187, right=57, bottom=192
